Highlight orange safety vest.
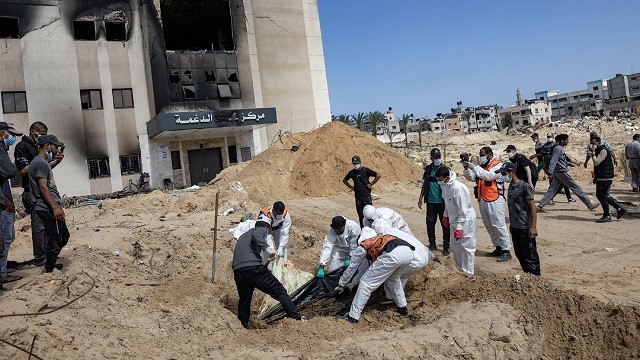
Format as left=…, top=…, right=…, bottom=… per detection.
left=360, top=234, right=399, bottom=262
left=259, top=207, right=287, bottom=230
left=475, top=158, right=503, bottom=202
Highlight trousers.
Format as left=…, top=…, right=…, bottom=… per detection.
left=426, top=202, right=450, bottom=248
left=0, top=210, right=15, bottom=276
left=36, top=210, right=70, bottom=271
left=539, top=172, right=592, bottom=209
left=595, top=180, right=622, bottom=217
left=629, top=159, right=640, bottom=190
left=355, top=197, right=372, bottom=228
left=22, top=191, right=48, bottom=261
left=510, top=227, right=541, bottom=275
left=478, top=197, right=511, bottom=250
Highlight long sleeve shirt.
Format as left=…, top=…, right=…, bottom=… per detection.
left=548, top=145, right=568, bottom=174
left=625, top=140, right=640, bottom=160
left=318, top=219, right=361, bottom=266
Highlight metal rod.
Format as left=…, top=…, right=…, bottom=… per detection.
left=211, top=192, right=219, bottom=283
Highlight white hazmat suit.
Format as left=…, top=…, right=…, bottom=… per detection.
left=261, top=207, right=292, bottom=258
left=441, top=170, right=477, bottom=274
left=338, top=227, right=414, bottom=320
left=362, top=205, right=413, bottom=235
left=463, top=160, right=511, bottom=252
left=318, top=218, right=361, bottom=271
left=372, top=219, right=430, bottom=298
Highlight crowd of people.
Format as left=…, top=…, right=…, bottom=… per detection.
left=0, top=121, right=68, bottom=292
left=232, top=131, right=639, bottom=328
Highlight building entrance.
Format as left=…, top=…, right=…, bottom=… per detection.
left=188, top=147, right=223, bottom=186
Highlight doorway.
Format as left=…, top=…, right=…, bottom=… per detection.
left=188, top=147, right=223, bottom=185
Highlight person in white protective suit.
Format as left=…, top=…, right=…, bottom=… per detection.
left=335, top=227, right=415, bottom=323
left=371, top=219, right=430, bottom=304
left=362, top=205, right=413, bottom=235
left=462, top=147, right=512, bottom=262
left=435, top=167, right=477, bottom=275
left=316, top=216, right=361, bottom=277
left=259, top=201, right=292, bottom=258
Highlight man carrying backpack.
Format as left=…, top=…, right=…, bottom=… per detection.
left=539, top=134, right=574, bottom=204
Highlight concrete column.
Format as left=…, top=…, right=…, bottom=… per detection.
left=179, top=140, right=186, bottom=186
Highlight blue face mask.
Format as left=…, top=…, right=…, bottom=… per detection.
left=500, top=175, right=511, bottom=183
left=479, top=156, right=488, bottom=164
left=433, top=159, right=442, bottom=166
left=4, top=134, right=15, bottom=147
left=46, top=150, right=54, bottom=160
left=437, top=180, right=446, bottom=186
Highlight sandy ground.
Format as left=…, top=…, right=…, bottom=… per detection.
left=1, top=122, right=639, bottom=359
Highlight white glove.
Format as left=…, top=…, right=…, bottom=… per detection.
left=276, top=247, right=285, bottom=257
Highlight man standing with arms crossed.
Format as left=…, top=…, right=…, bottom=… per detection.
left=343, top=155, right=380, bottom=228
left=418, top=148, right=449, bottom=255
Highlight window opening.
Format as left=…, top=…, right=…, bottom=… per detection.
left=1, top=91, right=27, bottom=113
left=161, top=0, right=234, bottom=51
left=120, top=155, right=141, bottom=175
left=105, top=21, right=126, bottom=41
left=0, top=17, right=19, bottom=38
left=88, top=158, right=110, bottom=179
left=73, top=20, right=97, bottom=40
left=80, top=90, right=103, bottom=110
left=171, top=151, right=181, bottom=170
left=113, top=89, right=134, bottom=108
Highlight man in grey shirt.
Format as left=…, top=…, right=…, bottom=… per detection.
left=496, top=162, right=540, bottom=275
left=537, top=134, right=598, bottom=211
left=28, top=135, right=69, bottom=273
left=625, top=134, right=640, bottom=192
left=232, top=218, right=304, bottom=329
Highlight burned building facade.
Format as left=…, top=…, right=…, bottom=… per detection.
left=0, top=0, right=330, bottom=195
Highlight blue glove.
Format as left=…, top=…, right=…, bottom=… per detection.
left=344, top=258, right=351, bottom=267
left=316, top=267, right=325, bottom=278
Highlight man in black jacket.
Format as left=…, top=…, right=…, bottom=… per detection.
left=343, top=155, right=380, bottom=227
left=418, top=148, right=450, bottom=255
left=505, top=145, right=537, bottom=189
left=590, top=137, right=626, bottom=223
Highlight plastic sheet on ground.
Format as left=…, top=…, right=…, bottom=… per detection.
left=258, top=258, right=314, bottom=319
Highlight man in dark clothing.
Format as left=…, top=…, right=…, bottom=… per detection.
left=0, top=122, right=22, bottom=283
left=28, top=135, right=69, bottom=273
left=537, top=134, right=573, bottom=204
left=232, top=218, right=305, bottom=329
left=529, top=133, right=544, bottom=174
left=418, top=148, right=450, bottom=255
left=343, top=155, right=380, bottom=228
left=496, top=162, right=540, bottom=276
left=590, top=137, right=626, bottom=223
left=14, top=122, right=62, bottom=265
left=505, top=145, right=537, bottom=189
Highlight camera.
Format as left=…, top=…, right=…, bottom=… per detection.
left=459, top=153, right=470, bottom=163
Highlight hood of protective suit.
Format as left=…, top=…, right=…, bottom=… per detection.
left=362, top=205, right=379, bottom=221
left=444, top=169, right=458, bottom=185
left=358, top=227, right=377, bottom=245
left=371, top=218, right=391, bottom=235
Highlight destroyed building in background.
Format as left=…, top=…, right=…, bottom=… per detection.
left=0, top=0, right=330, bottom=195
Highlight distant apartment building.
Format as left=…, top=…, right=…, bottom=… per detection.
left=499, top=101, right=550, bottom=128
left=428, top=117, right=445, bottom=132
left=607, top=73, right=640, bottom=101
left=472, top=105, right=498, bottom=132
left=444, top=113, right=462, bottom=132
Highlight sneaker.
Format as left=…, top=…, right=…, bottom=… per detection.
left=336, top=314, right=358, bottom=324
left=595, top=216, right=612, bottom=223
left=397, top=306, right=409, bottom=316
left=536, top=205, right=545, bottom=212
left=497, top=251, right=512, bottom=262
left=428, top=243, right=437, bottom=251
left=588, top=202, right=600, bottom=211
left=616, top=208, right=627, bottom=220
left=0, top=274, right=23, bottom=283
left=548, top=200, right=555, bottom=206
left=568, top=198, right=576, bottom=203
left=486, top=247, right=502, bottom=257
left=442, top=248, right=450, bottom=257
left=299, top=316, right=308, bottom=323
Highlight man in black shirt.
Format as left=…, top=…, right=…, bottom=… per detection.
left=505, top=145, right=537, bottom=189
left=14, top=122, right=63, bottom=265
left=342, top=155, right=380, bottom=227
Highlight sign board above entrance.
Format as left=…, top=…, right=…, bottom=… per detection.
left=147, top=107, right=277, bottom=138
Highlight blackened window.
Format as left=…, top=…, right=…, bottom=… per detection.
left=80, top=90, right=103, bottom=110
left=88, top=158, right=110, bottom=179
left=228, top=145, right=237, bottom=164
left=120, top=155, right=141, bottom=175
left=171, top=151, right=181, bottom=170
left=113, top=89, right=134, bottom=108
left=105, top=21, right=126, bottom=41
left=2, top=92, right=27, bottom=113
left=182, top=85, right=196, bottom=99
left=73, top=21, right=97, bottom=41
left=161, top=0, right=234, bottom=51
left=0, top=17, right=19, bottom=38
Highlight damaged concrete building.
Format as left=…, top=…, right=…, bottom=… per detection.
left=0, top=0, right=330, bottom=195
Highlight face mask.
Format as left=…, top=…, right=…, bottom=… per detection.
left=275, top=215, right=283, bottom=221
left=507, top=151, right=515, bottom=159
left=547, top=137, right=553, bottom=142
left=433, top=159, right=442, bottom=166
left=4, top=134, right=15, bottom=147
left=479, top=156, right=488, bottom=164
left=354, top=164, right=361, bottom=170
left=46, top=147, right=54, bottom=160
left=437, top=180, right=446, bottom=186
left=500, top=175, right=511, bottom=183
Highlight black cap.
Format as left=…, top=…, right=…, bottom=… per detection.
left=330, top=216, right=347, bottom=229
left=430, top=148, right=441, bottom=158
left=36, top=134, right=64, bottom=147
left=503, top=145, right=516, bottom=152
left=0, top=121, right=23, bottom=136
left=530, top=132, right=539, bottom=138
left=351, top=155, right=361, bottom=164
left=494, top=162, right=517, bottom=173
left=589, top=131, right=598, bottom=139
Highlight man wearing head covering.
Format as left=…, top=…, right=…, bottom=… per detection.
left=584, top=131, right=615, bottom=168
left=418, top=148, right=450, bottom=255
left=0, top=122, right=22, bottom=283
left=343, top=155, right=381, bottom=228
left=316, top=216, right=361, bottom=276
left=232, top=217, right=305, bottom=329
left=504, top=145, right=538, bottom=190
left=258, top=201, right=291, bottom=258
left=28, top=134, right=69, bottom=273
left=371, top=218, right=430, bottom=303
left=436, top=166, right=477, bottom=275
left=362, top=204, right=412, bottom=235
left=335, top=227, right=415, bottom=323
left=529, top=132, right=544, bottom=174
left=462, top=147, right=512, bottom=262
